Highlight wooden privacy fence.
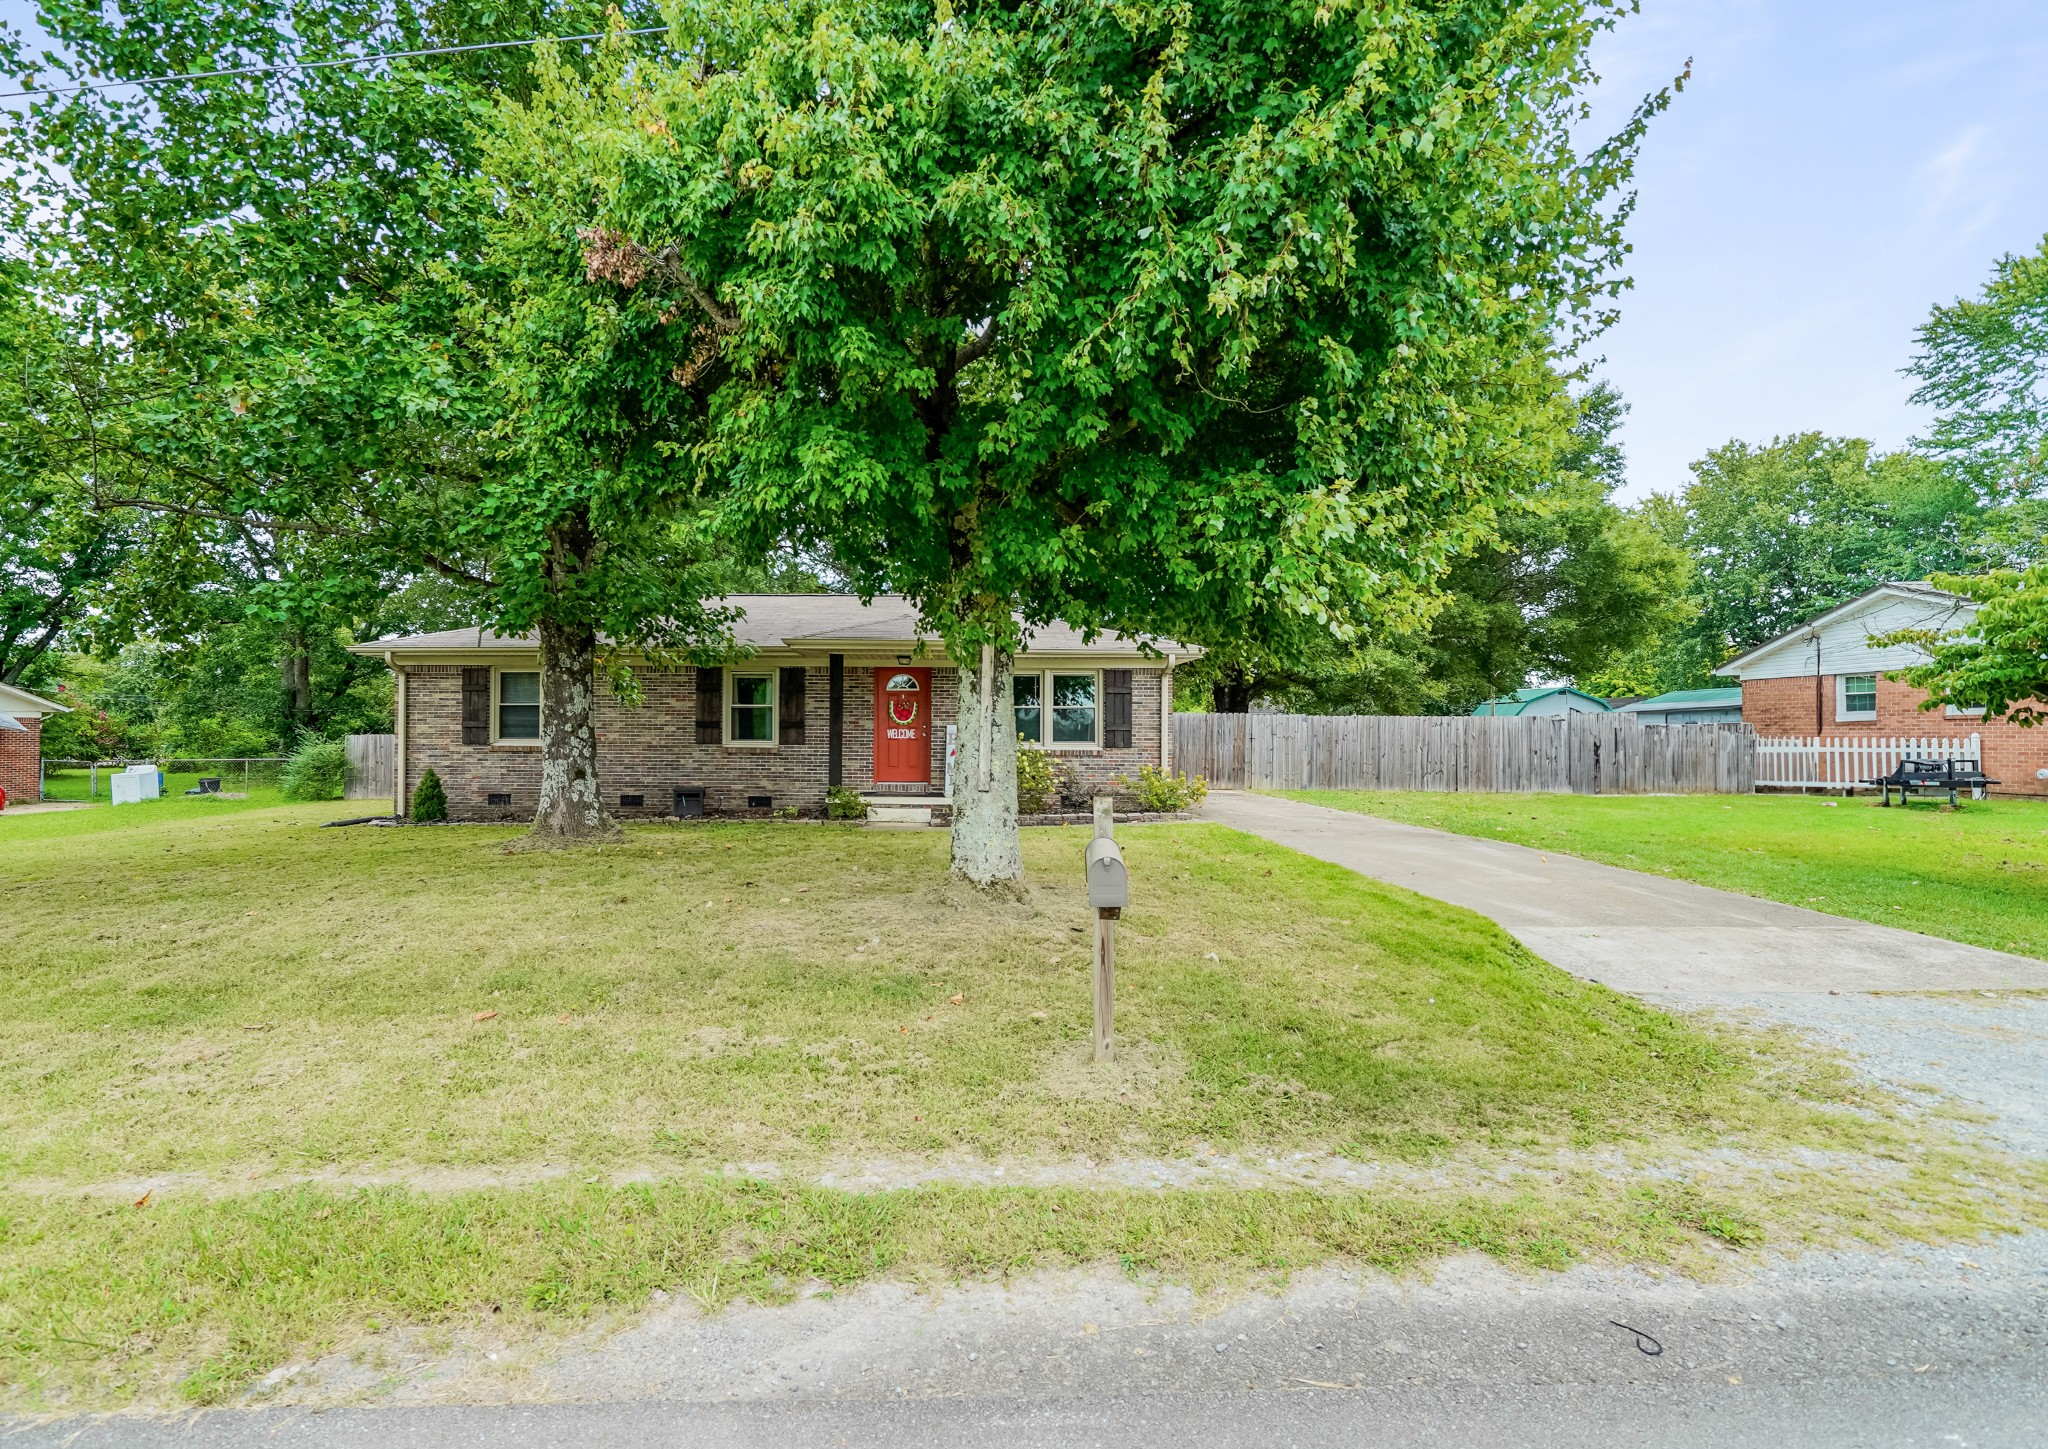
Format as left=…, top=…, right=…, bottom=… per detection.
left=345, top=733, right=396, bottom=801
left=1172, top=713, right=1758, bottom=795
left=1753, top=734, right=1982, bottom=791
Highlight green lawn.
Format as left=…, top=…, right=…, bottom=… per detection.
left=1, top=802, right=2037, bottom=1407
left=1273, top=790, right=2048, bottom=960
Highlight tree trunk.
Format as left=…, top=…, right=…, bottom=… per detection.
left=1212, top=669, right=1253, bottom=715
left=950, top=644, right=1023, bottom=889
left=527, top=614, right=619, bottom=843
left=281, top=630, right=314, bottom=734
left=525, top=508, right=619, bottom=845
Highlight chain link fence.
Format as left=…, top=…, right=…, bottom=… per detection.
left=40, top=757, right=288, bottom=802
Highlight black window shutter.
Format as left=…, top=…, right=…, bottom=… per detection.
left=695, top=666, right=723, bottom=744
left=1103, top=669, right=1133, bottom=749
left=779, top=666, right=807, bottom=745
left=461, top=667, right=491, bottom=745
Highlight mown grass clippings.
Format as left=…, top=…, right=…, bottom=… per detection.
left=1, top=809, right=1896, bottom=1181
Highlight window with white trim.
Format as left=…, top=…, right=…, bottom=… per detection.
left=496, top=670, right=540, bottom=741
left=1011, top=670, right=1100, bottom=747
left=1013, top=672, right=1043, bottom=743
left=1837, top=673, right=1878, bottom=721
left=1946, top=702, right=1988, bottom=717
left=1050, top=673, right=1098, bottom=744
left=727, top=672, right=775, bottom=745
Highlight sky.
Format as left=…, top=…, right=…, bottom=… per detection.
left=1579, top=0, right=2048, bottom=499
left=5, top=1, right=2045, bottom=504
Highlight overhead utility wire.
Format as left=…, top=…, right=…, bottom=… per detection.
left=0, top=25, right=668, bottom=100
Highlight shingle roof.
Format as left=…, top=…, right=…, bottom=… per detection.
left=351, top=595, right=1192, bottom=657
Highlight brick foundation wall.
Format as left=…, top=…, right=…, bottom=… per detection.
left=0, top=716, right=40, bottom=808
left=1741, top=675, right=2048, bottom=797
left=401, top=663, right=1167, bottom=821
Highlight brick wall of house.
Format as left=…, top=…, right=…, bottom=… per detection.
left=401, top=663, right=1167, bottom=821
left=1742, top=674, right=2048, bottom=797
left=0, top=716, right=41, bottom=808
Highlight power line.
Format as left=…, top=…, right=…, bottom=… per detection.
left=0, top=24, right=669, bottom=100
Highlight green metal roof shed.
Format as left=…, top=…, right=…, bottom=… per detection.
left=1469, top=687, right=1614, bottom=717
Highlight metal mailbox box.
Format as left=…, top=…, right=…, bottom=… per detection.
left=1085, top=837, right=1129, bottom=910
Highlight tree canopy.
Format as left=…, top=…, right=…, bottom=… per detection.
left=1909, top=232, right=2048, bottom=501
left=1602, top=433, right=2013, bottom=695
left=492, top=0, right=1671, bottom=875
left=1185, top=381, right=1689, bottom=713
left=4, top=2, right=740, bottom=830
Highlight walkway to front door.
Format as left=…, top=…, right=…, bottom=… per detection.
left=873, top=668, right=932, bottom=785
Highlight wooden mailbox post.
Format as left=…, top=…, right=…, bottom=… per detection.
left=1086, top=796, right=1128, bottom=1063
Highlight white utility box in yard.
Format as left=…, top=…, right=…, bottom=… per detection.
left=111, top=764, right=161, bottom=805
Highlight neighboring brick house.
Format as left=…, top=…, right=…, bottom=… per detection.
left=0, top=681, right=69, bottom=809
left=1714, top=580, right=2048, bottom=798
left=350, top=595, right=1191, bottom=821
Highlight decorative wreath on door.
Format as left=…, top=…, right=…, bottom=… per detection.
left=889, top=696, right=920, bottom=724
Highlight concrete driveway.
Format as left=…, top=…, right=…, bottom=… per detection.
left=1199, top=791, right=2048, bottom=997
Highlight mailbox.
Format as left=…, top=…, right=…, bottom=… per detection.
left=1085, top=837, right=1129, bottom=910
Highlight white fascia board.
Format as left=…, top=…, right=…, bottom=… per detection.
left=1713, top=585, right=1966, bottom=677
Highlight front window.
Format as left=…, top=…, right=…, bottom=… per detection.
left=1051, top=673, right=1097, bottom=744
left=1013, top=673, right=1043, bottom=743
left=497, top=671, right=540, bottom=740
left=729, top=673, right=774, bottom=743
left=1840, top=674, right=1878, bottom=719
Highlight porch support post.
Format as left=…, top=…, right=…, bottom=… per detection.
left=827, top=653, right=844, bottom=787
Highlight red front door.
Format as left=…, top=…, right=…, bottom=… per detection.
left=873, top=668, right=933, bottom=784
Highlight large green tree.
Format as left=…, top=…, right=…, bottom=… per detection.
left=496, top=0, right=1669, bottom=882
left=1186, top=381, right=1688, bottom=713
left=1909, top=233, right=2048, bottom=501
left=1611, top=434, right=2007, bottom=693
left=1880, top=236, right=2048, bottom=723
left=5, top=1, right=737, bottom=839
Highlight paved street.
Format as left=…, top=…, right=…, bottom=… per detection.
left=7, top=1235, right=2044, bottom=1447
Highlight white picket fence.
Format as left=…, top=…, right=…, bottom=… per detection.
left=1753, top=734, right=1982, bottom=791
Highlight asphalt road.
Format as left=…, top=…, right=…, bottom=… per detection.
left=9, top=1235, right=2043, bottom=1448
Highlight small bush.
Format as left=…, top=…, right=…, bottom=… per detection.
left=411, top=767, right=448, bottom=822
left=279, top=737, right=349, bottom=802
left=825, top=785, right=868, bottom=820
left=1016, top=741, right=1064, bottom=814
left=1119, top=763, right=1208, bottom=813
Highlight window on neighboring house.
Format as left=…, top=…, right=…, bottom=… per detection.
left=1014, top=673, right=1043, bottom=744
left=728, top=673, right=775, bottom=744
left=497, top=671, right=540, bottom=741
left=1050, top=673, right=1098, bottom=745
left=1838, top=673, right=1878, bottom=720
left=1946, top=702, right=1988, bottom=717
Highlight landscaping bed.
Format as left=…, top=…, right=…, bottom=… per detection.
left=1, top=801, right=2039, bottom=1407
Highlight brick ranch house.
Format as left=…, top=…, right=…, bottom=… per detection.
left=351, top=595, right=1193, bottom=822
left=0, top=681, right=69, bottom=809
left=1714, top=580, right=2048, bottom=798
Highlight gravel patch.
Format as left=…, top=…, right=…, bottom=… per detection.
left=1669, top=991, right=2048, bottom=1156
